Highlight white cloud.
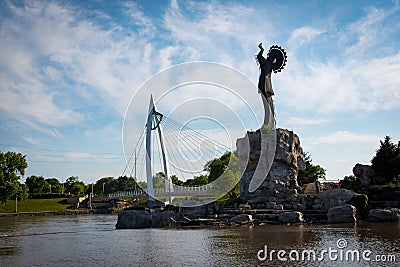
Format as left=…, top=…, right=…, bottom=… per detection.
left=123, top=2, right=156, bottom=36
left=0, top=0, right=159, bottom=136
left=67, top=152, right=92, bottom=159
left=163, top=0, right=265, bottom=64
left=281, top=116, right=331, bottom=127
left=159, top=46, right=181, bottom=70
left=278, top=3, right=400, bottom=115
left=288, top=26, right=325, bottom=46
left=311, top=131, right=380, bottom=145
left=343, top=6, right=397, bottom=56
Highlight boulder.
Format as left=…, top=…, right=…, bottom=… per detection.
left=256, top=203, right=266, bottom=209
left=285, top=193, right=303, bottom=202
left=152, top=210, right=176, bottom=228
left=229, top=214, right=253, bottom=223
left=327, top=204, right=356, bottom=224
left=279, top=211, right=304, bottom=224
left=273, top=204, right=284, bottom=210
left=266, top=202, right=275, bottom=209
left=116, top=210, right=152, bottom=229
left=368, top=209, right=399, bottom=222
left=318, top=188, right=358, bottom=210
left=248, top=197, right=268, bottom=205
left=239, top=204, right=252, bottom=210
left=293, top=203, right=306, bottom=210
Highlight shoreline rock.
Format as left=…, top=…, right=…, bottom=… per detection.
left=368, top=209, right=399, bottom=222
left=327, top=204, right=356, bottom=224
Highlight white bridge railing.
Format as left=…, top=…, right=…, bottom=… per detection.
left=108, top=184, right=218, bottom=199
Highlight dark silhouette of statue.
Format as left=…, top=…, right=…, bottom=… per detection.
left=256, top=43, right=287, bottom=123
left=257, top=43, right=275, bottom=119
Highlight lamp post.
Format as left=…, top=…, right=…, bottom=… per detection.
left=102, top=183, right=105, bottom=195
left=89, top=184, right=93, bottom=210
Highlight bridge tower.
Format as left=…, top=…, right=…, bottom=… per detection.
left=145, top=95, right=173, bottom=205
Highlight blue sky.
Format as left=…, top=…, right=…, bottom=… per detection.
left=1, top=0, right=399, bottom=184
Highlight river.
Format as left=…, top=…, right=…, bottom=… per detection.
left=0, top=215, right=399, bottom=266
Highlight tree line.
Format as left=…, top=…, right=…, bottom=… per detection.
left=340, top=136, right=400, bottom=189
left=3, top=135, right=396, bottom=204
left=0, top=150, right=239, bottom=204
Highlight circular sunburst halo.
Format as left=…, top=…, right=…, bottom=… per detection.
left=267, top=45, right=287, bottom=73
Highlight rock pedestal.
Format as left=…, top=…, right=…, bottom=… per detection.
left=237, top=128, right=305, bottom=201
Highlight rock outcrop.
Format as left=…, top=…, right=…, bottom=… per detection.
left=116, top=209, right=177, bottom=229
left=353, top=163, right=375, bottom=186
left=327, top=204, right=356, bottom=223
left=352, top=163, right=387, bottom=185
left=152, top=210, right=176, bottom=228
left=116, top=210, right=152, bottom=229
left=229, top=214, right=254, bottom=224
left=279, top=211, right=304, bottom=224
left=368, top=209, right=399, bottom=222
left=317, top=188, right=358, bottom=210
left=237, top=128, right=305, bottom=201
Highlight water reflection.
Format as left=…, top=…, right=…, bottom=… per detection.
left=0, top=215, right=399, bottom=266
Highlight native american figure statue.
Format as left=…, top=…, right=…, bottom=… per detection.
left=256, top=43, right=287, bottom=128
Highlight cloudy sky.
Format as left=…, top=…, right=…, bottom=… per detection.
left=1, top=0, right=399, bottom=183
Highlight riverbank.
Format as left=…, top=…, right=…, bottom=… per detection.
left=0, top=198, right=104, bottom=217
left=0, top=198, right=71, bottom=214
left=0, top=197, right=122, bottom=217
left=0, top=210, right=93, bottom=217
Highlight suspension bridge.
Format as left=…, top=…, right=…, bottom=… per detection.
left=116, top=95, right=235, bottom=206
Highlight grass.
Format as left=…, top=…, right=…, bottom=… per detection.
left=0, top=198, right=71, bottom=213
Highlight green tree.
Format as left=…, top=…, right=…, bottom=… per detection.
left=205, top=152, right=232, bottom=183
left=14, top=182, right=29, bottom=200
left=0, top=151, right=28, bottom=204
left=94, top=177, right=118, bottom=195
left=25, top=175, right=49, bottom=194
left=297, top=152, right=326, bottom=186
left=171, top=175, right=183, bottom=186
left=339, top=175, right=361, bottom=190
left=70, top=182, right=86, bottom=196
left=65, top=176, right=86, bottom=196
left=371, top=136, right=400, bottom=183
left=205, top=151, right=240, bottom=200
left=46, top=178, right=63, bottom=193
left=216, top=153, right=240, bottom=199
left=153, top=172, right=165, bottom=190
left=138, top=181, right=147, bottom=190
left=117, top=175, right=136, bottom=191
left=183, top=175, right=208, bottom=186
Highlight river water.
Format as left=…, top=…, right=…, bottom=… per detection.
left=0, top=215, right=399, bottom=266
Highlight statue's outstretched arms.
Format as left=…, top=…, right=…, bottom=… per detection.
left=257, top=43, right=267, bottom=64
left=258, top=43, right=264, bottom=56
